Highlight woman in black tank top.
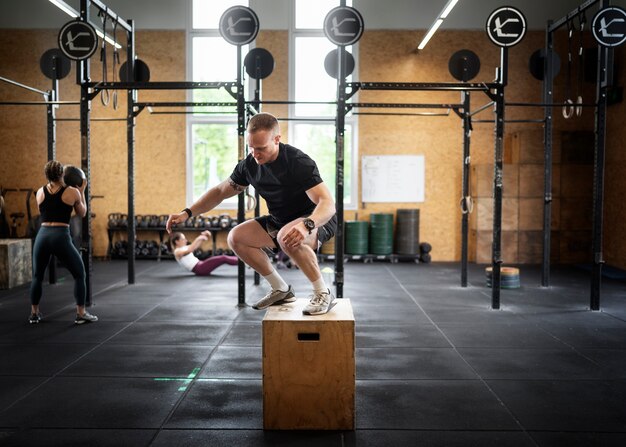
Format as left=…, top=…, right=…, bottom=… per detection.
left=28, top=160, right=98, bottom=325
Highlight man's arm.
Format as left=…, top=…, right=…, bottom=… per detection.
left=304, top=182, right=336, bottom=228
left=280, top=182, right=336, bottom=249
left=166, top=178, right=245, bottom=233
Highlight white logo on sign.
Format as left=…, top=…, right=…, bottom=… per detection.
left=494, top=17, right=521, bottom=38
left=331, top=17, right=357, bottom=37
left=64, top=31, right=91, bottom=51
left=226, top=16, right=252, bottom=36
left=599, top=17, right=626, bottom=37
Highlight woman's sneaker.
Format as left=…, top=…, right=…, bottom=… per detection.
left=28, top=312, right=42, bottom=324
left=75, top=312, right=98, bottom=325
left=252, top=286, right=296, bottom=310
left=303, top=289, right=335, bottom=315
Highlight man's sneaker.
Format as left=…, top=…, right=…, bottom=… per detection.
left=303, top=289, right=335, bottom=315
left=75, top=311, right=98, bottom=325
left=28, top=312, right=42, bottom=324
left=252, top=285, right=296, bottom=310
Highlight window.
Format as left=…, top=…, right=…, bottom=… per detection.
left=291, top=0, right=357, bottom=208
left=188, top=0, right=357, bottom=208
left=188, top=0, right=247, bottom=206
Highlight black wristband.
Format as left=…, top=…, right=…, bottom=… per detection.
left=182, top=208, right=192, bottom=219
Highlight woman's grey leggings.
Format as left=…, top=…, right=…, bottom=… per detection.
left=30, top=226, right=86, bottom=306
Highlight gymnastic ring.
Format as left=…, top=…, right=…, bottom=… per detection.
left=245, top=193, right=257, bottom=212
left=562, top=99, right=574, bottom=119
left=459, top=196, right=473, bottom=214
left=575, top=96, right=583, bottom=117
left=101, top=88, right=110, bottom=107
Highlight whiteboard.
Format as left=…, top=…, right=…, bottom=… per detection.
left=361, top=155, right=425, bottom=203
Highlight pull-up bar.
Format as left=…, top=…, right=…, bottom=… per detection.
left=0, top=76, right=49, bottom=97
left=88, top=81, right=238, bottom=91
left=90, top=0, right=132, bottom=32
left=548, top=0, right=599, bottom=33
left=49, top=0, right=131, bottom=33
left=349, top=82, right=497, bottom=92
left=348, top=102, right=462, bottom=109
left=354, top=111, right=452, bottom=117
left=0, top=101, right=80, bottom=106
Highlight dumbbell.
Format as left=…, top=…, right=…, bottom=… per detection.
left=219, top=214, right=232, bottom=229
left=108, top=213, right=120, bottom=228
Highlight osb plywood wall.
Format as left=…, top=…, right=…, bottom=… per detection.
left=357, top=29, right=596, bottom=262
left=0, top=30, right=185, bottom=257
left=1, top=27, right=623, bottom=267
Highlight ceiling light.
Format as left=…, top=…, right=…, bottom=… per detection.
left=48, top=0, right=122, bottom=50
left=418, top=0, right=460, bottom=50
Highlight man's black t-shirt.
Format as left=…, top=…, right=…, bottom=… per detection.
left=230, top=143, right=323, bottom=224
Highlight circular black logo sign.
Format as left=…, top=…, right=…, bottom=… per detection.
left=324, top=6, right=364, bottom=46
left=58, top=20, right=98, bottom=61
left=219, top=6, right=259, bottom=46
left=592, top=7, right=626, bottom=47
left=486, top=7, right=527, bottom=47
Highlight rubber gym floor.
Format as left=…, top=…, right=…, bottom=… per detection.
left=0, top=260, right=625, bottom=446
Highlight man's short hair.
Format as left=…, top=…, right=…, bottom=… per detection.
left=247, top=112, right=279, bottom=135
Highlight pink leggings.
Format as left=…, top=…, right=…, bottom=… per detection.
left=191, top=255, right=239, bottom=276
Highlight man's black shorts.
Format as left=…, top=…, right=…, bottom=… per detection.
left=255, top=214, right=337, bottom=250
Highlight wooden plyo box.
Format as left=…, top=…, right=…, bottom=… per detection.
left=0, top=238, right=32, bottom=289
left=262, top=298, right=355, bottom=430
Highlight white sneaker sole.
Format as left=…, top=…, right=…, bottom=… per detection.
left=252, top=291, right=296, bottom=310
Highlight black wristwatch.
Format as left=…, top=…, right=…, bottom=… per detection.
left=303, top=218, right=315, bottom=234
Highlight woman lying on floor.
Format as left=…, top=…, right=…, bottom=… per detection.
left=170, top=231, right=238, bottom=276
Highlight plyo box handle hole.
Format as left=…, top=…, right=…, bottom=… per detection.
left=297, top=332, right=320, bottom=342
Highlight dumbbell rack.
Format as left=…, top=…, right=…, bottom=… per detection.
left=107, top=225, right=231, bottom=261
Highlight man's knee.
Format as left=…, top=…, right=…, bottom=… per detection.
left=227, top=225, right=255, bottom=250
left=226, top=227, right=239, bottom=250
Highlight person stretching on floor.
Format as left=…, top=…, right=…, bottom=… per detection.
left=170, top=230, right=238, bottom=276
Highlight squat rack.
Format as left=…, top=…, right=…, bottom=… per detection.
left=542, top=0, right=611, bottom=310
left=330, top=16, right=510, bottom=308
left=0, top=74, right=80, bottom=286
left=78, top=0, right=272, bottom=306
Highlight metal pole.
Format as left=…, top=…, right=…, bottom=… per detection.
left=47, top=78, right=58, bottom=285
left=127, top=19, right=136, bottom=284
left=236, top=44, right=246, bottom=307
left=79, top=0, right=93, bottom=306
left=491, top=47, right=508, bottom=310
left=253, top=77, right=261, bottom=286
left=334, top=48, right=346, bottom=299
left=461, top=91, right=471, bottom=287
left=590, top=21, right=611, bottom=310
left=542, top=21, right=555, bottom=287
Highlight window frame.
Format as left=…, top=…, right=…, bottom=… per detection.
left=288, top=1, right=359, bottom=210
left=186, top=1, right=249, bottom=208
left=186, top=0, right=358, bottom=209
